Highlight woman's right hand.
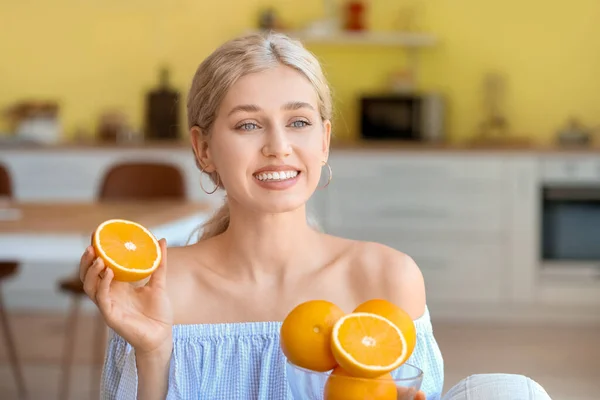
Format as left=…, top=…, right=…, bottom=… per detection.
left=79, top=239, right=173, bottom=356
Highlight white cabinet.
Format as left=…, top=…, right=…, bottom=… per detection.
left=327, top=225, right=507, bottom=302
left=326, top=153, right=511, bottom=233
left=1, top=148, right=224, bottom=206
left=4, top=153, right=102, bottom=200
left=323, top=151, right=514, bottom=304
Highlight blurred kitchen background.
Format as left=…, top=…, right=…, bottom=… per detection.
left=1, top=0, right=599, bottom=399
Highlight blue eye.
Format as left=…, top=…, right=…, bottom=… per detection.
left=237, top=122, right=259, bottom=131
left=290, top=120, right=310, bottom=128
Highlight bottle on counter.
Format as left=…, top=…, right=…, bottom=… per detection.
left=144, top=66, right=180, bottom=141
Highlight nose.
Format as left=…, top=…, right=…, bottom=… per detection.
left=261, top=125, right=292, bottom=158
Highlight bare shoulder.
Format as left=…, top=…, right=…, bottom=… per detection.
left=351, top=240, right=426, bottom=319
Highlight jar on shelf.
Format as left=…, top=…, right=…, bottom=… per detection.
left=344, top=1, right=366, bottom=31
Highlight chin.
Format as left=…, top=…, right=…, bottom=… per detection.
left=251, top=195, right=310, bottom=215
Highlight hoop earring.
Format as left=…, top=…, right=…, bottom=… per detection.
left=318, top=161, right=332, bottom=189
left=199, top=165, right=220, bottom=195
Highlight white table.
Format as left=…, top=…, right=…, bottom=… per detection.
left=0, top=201, right=212, bottom=264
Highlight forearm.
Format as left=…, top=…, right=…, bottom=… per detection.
left=136, top=340, right=173, bottom=400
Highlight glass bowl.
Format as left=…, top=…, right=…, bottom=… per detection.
left=286, top=360, right=423, bottom=400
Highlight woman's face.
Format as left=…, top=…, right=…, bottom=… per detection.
left=193, top=64, right=331, bottom=214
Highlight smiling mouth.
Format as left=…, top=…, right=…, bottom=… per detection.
left=253, top=170, right=300, bottom=182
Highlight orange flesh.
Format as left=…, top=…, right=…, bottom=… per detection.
left=97, top=223, right=158, bottom=270
left=337, top=315, right=404, bottom=366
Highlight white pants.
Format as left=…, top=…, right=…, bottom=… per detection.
left=443, top=374, right=552, bottom=400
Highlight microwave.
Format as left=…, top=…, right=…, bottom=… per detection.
left=359, top=93, right=445, bottom=141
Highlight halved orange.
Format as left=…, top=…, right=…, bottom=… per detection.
left=353, top=299, right=417, bottom=361
left=92, top=219, right=162, bottom=282
left=331, top=312, right=408, bottom=378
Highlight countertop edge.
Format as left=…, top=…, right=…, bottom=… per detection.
left=2, top=140, right=600, bottom=155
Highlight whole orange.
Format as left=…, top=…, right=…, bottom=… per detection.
left=353, top=299, right=417, bottom=360
left=324, top=366, right=397, bottom=400
left=280, top=300, right=345, bottom=372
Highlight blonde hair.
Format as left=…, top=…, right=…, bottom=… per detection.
left=186, top=31, right=332, bottom=242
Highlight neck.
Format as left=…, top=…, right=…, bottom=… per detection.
left=216, top=199, right=321, bottom=282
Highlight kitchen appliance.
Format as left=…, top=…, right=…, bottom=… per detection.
left=540, top=158, right=600, bottom=279
left=359, top=93, right=444, bottom=142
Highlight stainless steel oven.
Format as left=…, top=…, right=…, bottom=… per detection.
left=540, top=158, right=600, bottom=279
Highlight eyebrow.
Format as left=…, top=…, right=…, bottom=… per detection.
left=227, top=101, right=315, bottom=117
left=283, top=101, right=315, bottom=112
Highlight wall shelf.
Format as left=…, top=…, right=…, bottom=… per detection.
left=249, top=29, right=437, bottom=48
left=288, top=30, right=437, bottom=48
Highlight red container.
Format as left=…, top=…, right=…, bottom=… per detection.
left=344, top=1, right=366, bottom=31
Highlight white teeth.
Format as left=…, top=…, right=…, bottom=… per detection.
left=256, top=170, right=298, bottom=182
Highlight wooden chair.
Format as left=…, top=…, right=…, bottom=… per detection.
left=57, top=161, right=186, bottom=400
left=0, top=164, right=28, bottom=400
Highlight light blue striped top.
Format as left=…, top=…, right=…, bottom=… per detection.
left=100, top=306, right=444, bottom=400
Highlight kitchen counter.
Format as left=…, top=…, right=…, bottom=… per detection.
left=0, top=139, right=191, bottom=151
left=3, top=138, right=600, bottom=154
left=332, top=139, right=600, bottom=154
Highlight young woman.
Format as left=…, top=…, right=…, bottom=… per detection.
left=80, top=32, right=551, bottom=400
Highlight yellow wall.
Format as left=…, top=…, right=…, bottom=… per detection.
left=1, top=0, right=599, bottom=143
left=420, top=0, right=600, bottom=143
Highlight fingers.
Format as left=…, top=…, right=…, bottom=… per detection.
left=148, top=238, right=168, bottom=289
left=79, top=245, right=96, bottom=282
left=96, top=267, right=114, bottom=318
left=397, top=387, right=421, bottom=400
left=83, top=257, right=106, bottom=304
